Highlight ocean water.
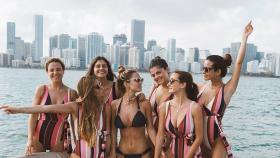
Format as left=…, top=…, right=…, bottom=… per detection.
left=0, top=67, right=280, bottom=158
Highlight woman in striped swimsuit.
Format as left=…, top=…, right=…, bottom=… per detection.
left=197, top=22, right=253, bottom=158
left=1, top=75, right=110, bottom=158
left=26, top=58, right=77, bottom=156
left=148, top=56, right=173, bottom=156
left=155, top=71, right=203, bottom=158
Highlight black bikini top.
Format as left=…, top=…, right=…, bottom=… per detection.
left=115, top=96, right=146, bottom=129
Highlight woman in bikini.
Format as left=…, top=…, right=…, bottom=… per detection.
left=197, top=21, right=253, bottom=158
left=1, top=75, right=111, bottom=158
left=110, top=66, right=156, bottom=158
left=155, top=71, right=203, bottom=158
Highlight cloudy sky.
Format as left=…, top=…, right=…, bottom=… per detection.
left=0, top=0, right=279, bottom=56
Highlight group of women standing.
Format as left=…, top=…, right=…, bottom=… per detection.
left=1, top=22, right=253, bottom=158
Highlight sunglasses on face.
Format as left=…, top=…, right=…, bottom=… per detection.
left=130, top=78, right=144, bottom=83
left=202, top=66, right=214, bottom=73
left=168, top=79, right=179, bottom=85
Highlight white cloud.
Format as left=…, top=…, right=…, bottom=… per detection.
left=0, top=0, right=280, bottom=56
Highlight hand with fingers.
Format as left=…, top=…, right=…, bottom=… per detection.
left=25, top=139, right=35, bottom=156
left=243, top=21, right=254, bottom=39
left=0, top=105, right=18, bottom=114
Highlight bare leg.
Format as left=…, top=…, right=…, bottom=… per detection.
left=211, top=138, right=227, bottom=158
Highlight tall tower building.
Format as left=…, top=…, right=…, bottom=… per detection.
left=7, top=22, right=16, bottom=53
left=131, top=19, right=145, bottom=68
left=86, top=32, right=104, bottom=66
left=34, top=15, right=43, bottom=61
left=167, top=38, right=176, bottom=62
left=49, top=35, right=58, bottom=57
left=78, top=35, right=87, bottom=69
left=113, top=34, right=127, bottom=45
left=147, top=40, right=157, bottom=51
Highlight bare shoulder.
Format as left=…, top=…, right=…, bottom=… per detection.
left=197, top=82, right=207, bottom=91
left=140, top=99, right=151, bottom=109
left=111, top=98, right=121, bottom=110
left=34, top=84, right=46, bottom=96
left=191, top=101, right=202, bottom=114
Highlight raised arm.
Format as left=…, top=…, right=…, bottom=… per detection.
left=186, top=103, right=203, bottom=158
left=226, top=21, right=253, bottom=97
left=143, top=100, right=156, bottom=146
left=154, top=102, right=167, bottom=158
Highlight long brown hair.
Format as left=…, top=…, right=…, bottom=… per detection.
left=86, top=56, right=115, bottom=81
left=77, top=75, right=101, bottom=147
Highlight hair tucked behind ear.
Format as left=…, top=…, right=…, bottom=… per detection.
left=117, top=65, right=137, bottom=97
left=76, top=75, right=101, bottom=147
left=206, top=54, right=232, bottom=78
left=174, top=71, right=198, bottom=101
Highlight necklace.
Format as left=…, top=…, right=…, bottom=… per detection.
left=171, top=102, right=183, bottom=113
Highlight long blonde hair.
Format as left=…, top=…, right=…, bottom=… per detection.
left=77, top=76, right=101, bottom=147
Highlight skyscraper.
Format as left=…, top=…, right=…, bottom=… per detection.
left=230, top=42, right=257, bottom=73
left=167, top=38, right=176, bottom=62
left=113, top=34, right=127, bottom=45
left=131, top=19, right=145, bottom=68
left=49, top=35, right=58, bottom=57
left=34, top=15, right=43, bottom=61
left=188, top=47, right=200, bottom=63
left=78, top=35, right=87, bottom=69
left=86, top=32, right=104, bottom=66
left=147, top=40, right=157, bottom=51
left=7, top=22, right=16, bottom=53
left=58, top=34, right=70, bottom=49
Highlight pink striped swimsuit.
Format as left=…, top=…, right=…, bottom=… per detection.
left=165, top=101, right=202, bottom=158
left=34, top=85, right=70, bottom=151
left=198, top=84, right=233, bottom=158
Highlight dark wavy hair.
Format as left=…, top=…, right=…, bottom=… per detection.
left=206, top=54, right=232, bottom=78
left=174, top=71, right=198, bottom=101
left=86, top=56, right=115, bottom=81
left=149, top=56, right=168, bottom=70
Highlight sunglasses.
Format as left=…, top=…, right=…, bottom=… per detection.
left=202, top=67, right=214, bottom=73
left=130, top=78, right=144, bottom=83
left=168, top=79, right=179, bottom=85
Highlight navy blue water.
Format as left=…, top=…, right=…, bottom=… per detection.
left=0, top=68, right=279, bottom=158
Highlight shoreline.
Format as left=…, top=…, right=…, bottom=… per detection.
left=1, top=66, right=279, bottom=78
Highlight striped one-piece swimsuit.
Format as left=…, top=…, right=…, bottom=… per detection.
left=198, top=84, right=233, bottom=158
left=165, top=101, right=202, bottom=158
left=68, top=85, right=116, bottom=158
left=34, top=85, right=70, bottom=151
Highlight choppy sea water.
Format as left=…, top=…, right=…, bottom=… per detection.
left=0, top=68, right=279, bottom=158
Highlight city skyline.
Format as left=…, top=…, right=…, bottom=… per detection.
left=0, top=0, right=280, bottom=57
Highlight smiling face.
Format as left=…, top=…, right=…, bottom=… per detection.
left=167, top=73, right=185, bottom=94
left=93, top=59, right=109, bottom=79
left=150, top=66, right=169, bottom=85
left=47, top=62, right=64, bottom=83
left=125, top=72, right=143, bottom=93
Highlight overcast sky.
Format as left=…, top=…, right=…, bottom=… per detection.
left=0, top=0, right=279, bottom=56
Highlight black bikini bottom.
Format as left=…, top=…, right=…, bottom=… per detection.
left=116, top=147, right=151, bottom=158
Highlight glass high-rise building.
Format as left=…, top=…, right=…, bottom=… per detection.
left=7, top=22, right=16, bottom=53
left=147, top=40, right=157, bottom=51
left=49, top=35, right=58, bottom=57
left=167, top=38, right=176, bottom=62
left=86, top=32, right=104, bottom=66
left=131, top=19, right=145, bottom=68
left=34, top=15, right=43, bottom=61
left=113, top=34, right=127, bottom=45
